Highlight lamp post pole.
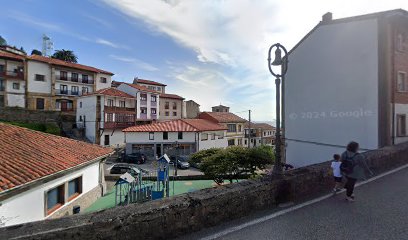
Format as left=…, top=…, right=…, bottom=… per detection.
left=268, top=43, right=288, bottom=176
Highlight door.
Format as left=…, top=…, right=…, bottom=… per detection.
left=104, top=135, right=110, bottom=146
left=61, top=101, right=68, bottom=111
left=156, top=144, right=161, bottom=158
left=36, top=98, right=45, bottom=110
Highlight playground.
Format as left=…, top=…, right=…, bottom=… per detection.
left=85, top=180, right=222, bottom=213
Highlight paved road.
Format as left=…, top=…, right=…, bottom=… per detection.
left=180, top=166, right=408, bottom=240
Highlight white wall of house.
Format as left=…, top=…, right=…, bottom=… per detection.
left=5, top=80, right=25, bottom=107
left=102, top=129, right=125, bottom=147
left=26, top=61, right=51, bottom=94
left=395, top=103, right=408, bottom=144
left=198, top=131, right=227, bottom=150
left=285, top=18, right=379, bottom=167
left=95, top=73, right=112, bottom=91
left=0, top=162, right=100, bottom=227
left=77, top=96, right=97, bottom=143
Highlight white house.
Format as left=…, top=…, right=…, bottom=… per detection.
left=0, top=123, right=113, bottom=227
left=123, top=119, right=227, bottom=159
left=244, top=122, right=275, bottom=148
left=76, top=87, right=137, bottom=146
left=0, top=49, right=25, bottom=108
left=285, top=10, right=408, bottom=167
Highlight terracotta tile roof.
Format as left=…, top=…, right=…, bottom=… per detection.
left=198, top=112, right=247, bottom=123
left=123, top=119, right=226, bottom=132
left=0, top=51, right=25, bottom=61
left=27, top=55, right=114, bottom=75
left=84, top=87, right=135, bottom=98
left=135, top=78, right=167, bottom=86
left=160, top=93, right=185, bottom=100
left=0, top=123, right=113, bottom=192
left=124, top=83, right=159, bottom=94
left=244, top=122, right=275, bottom=130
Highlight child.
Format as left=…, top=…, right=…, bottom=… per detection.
left=331, top=154, right=342, bottom=193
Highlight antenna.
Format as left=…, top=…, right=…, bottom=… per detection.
left=42, top=34, right=53, bottom=56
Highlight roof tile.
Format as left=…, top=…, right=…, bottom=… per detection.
left=123, top=119, right=226, bottom=132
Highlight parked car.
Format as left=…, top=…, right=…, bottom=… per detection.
left=123, top=153, right=146, bottom=164
left=169, top=156, right=190, bottom=169
left=109, top=163, right=142, bottom=175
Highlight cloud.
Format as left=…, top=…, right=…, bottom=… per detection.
left=110, top=54, right=159, bottom=71
left=84, top=14, right=113, bottom=29
left=96, top=38, right=129, bottom=49
left=8, top=11, right=61, bottom=31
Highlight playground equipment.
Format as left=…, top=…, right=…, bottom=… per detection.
left=114, top=154, right=172, bottom=206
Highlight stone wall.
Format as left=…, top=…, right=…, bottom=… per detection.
left=1, top=142, right=407, bottom=240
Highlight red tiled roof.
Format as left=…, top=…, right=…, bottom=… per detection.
left=0, top=51, right=25, bottom=61
left=125, top=83, right=159, bottom=94
left=136, top=78, right=167, bottom=86
left=244, top=122, right=275, bottom=130
left=27, top=55, right=114, bottom=75
left=123, top=119, right=226, bottom=132
left=160, top=93, right=184, bottom=100
left=198, top=112, right=247, bottom=123
left=0, top=123, right=113, bottom=192
left=84, top=87, right=135, bottom=98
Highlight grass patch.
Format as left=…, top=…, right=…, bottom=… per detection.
left=1, top=121, right=61, bottom=136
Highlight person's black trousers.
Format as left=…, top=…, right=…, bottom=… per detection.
left=345, top=177, right=357, bottom=197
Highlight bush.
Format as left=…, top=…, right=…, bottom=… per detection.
left=2, top=121, right=61, bottom=136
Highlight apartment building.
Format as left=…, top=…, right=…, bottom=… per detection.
left=212, top=105, right=230, bottom=113
left=198, top=112, right=246, bottom=146
left=0, top=123, right=112, bottom=227
left=76, top=87, right=137, bottom=146
left=244, top=122, right=275, bottom=147
left=26, top=55, right=113, bottom=112
left=133, top=78, right=166, bottom=93
left=285, top=10, right=408, bottom=167
left=184, top=100, right=200, bottom=118
left=0, top=49, right=25, bottom=108
left=123, top=119, right=227, bottom=159
left=160, top=93, right=185, bottom=120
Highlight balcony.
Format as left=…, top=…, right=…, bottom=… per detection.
left=140, top=113, right=147, bottom=119
left=151, top=101, right=157, bottom=107
left=245, top=133, right=257, bottom=138
left=56, top=89, right=82, bottom=96
left=0, top=70, right=24, bottom=80
left=104, top=121, right=135, bottom=129
left=140, top=100, right=147, bottom=106
left=151, top=114, right=157, bottom=119
left=56, top=75, right=94, bottom=84
left=104, top=106, right=136, bottom=112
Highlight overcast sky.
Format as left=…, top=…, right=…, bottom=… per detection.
left=2, top=0, right=408, bottom=121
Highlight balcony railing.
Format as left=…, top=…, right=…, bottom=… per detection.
left=140, top=113, right=147, bottom=119
left=104, top=122, right=135, bottom=129
left=0, top=70, right=24, bottom=79
left=151, top=114, right=157, bottom=119
left=151, top=101, right=157, bottom=107
left=104, top=106, right=136, bottom=112
left=56, top=75, right=94, bottom=84
left=56, top=89, right=83, bottom=96
left=245, top=133, right=257, bottom=138
left=140, top=100, right=147, bottom=106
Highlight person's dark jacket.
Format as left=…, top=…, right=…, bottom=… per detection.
left=341, top=151, right=372, bottom=180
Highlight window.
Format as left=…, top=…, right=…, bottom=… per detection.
left=82, top=74, right=89, bottom=82
left=227, top=124, right=237, bottom=132
left=60, top=71, right=67, bottom=80
left=60, top=85, right=68, bottom=94
left=245, top=139, right=248, bottom=145
left=228, top=139, right=235, bottom=146
left=165, top=111, right=169, bottom=116
left=211, top=134, right=215, bottom=140
left=119, top=101, right=125, bottom=108
left=79, top=115, right=83, bottom=121
left=140, top=94, right=147, bottom=101
left=82, top=87, right=89, bottom=94
left=151, top=108, right=157, bottom=114
left=397, top=114, right=407, bottom=137
left=397, top=34, right=404, bottom=51
left=173, top=112, right=177, bottom=116
left=178, top=132, right=183, bottom=140
left=71, top=86, right=79, bottom=95
left=259, top=139, right=262, bottom=143
left=238, top=125, right=242, bottom=132
left=12, top=82, right=19, bottom=90
left=104, top=135, right=110, bottom=145
left=141, top=107, right=147, bottom=114
left=264, top=132, right=266, bottom=136
left=172, top=102, right=177, bottom=110
left=149, top=132, right=154, bottom=140
left=107, top=99, right=114, bottom=106
left=68, top=177, right=82, bottom=201
left=100, top=77, right=107, bottom=83
left=238, top=139, right=242, bottom=145
left=201, top=133, right=208, bottom=141
left=218, top=132, right=224, bottom=139
left=151, top=95, right=157, bottom=102
left=163, top=132, right=168, bottom=140
left=79, top=101, right=82, bottom=108
left=46, top=185, right=64, bottom=215
left=157, top=87, right=161, bottom=91
left=35, top=74, right=45, bottom=81
left=106, top=113, right=113, bottom=122
left=397, top=72, right=407, bottom=92
left=71, top=73, right=78, bottom=82
left=165, top=101, right=169, bottom=109
left=36, top=98, right=45, bottom=110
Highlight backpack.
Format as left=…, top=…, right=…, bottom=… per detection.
left=340, top=153, right=356, bottom=175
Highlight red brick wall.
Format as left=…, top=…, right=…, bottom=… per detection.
left=393, top=23, right=408, bottom=104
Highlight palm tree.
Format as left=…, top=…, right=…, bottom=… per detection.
left=51, top=49, right=78, bottom=63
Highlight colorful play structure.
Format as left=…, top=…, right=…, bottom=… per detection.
left=114, top=154, right=172, bottom=206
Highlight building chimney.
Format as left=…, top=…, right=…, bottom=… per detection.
left=322, top=12, right=333, bottom=23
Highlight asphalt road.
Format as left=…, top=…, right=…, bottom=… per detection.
left=180, top=165, right=408, bottom=240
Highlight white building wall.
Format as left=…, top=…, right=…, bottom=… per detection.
left=102, top=129, right=125, bottom=147
left=95, top=73, right=112, bottom=91
left=395, top=103, right=408, bottom=144
left=285, top=19, right=379, bottom=167
left=125, top=132, right=196, bottom=143
left=198, top=131, right=228, bottom=150
left=76, top=96, right=97, bottom=143
left=26, top=61, right=51, bottom=93
left=0, top=162, right=100, bottom=227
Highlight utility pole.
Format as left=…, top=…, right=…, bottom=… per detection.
left=248, top=110, right=251, bottom=148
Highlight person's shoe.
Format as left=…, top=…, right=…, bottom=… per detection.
left=346, top=196, right=355, bottom=202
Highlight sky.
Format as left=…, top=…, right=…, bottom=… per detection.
left=1, top=0, right=408, bottom=121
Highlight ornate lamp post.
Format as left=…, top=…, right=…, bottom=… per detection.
left=268, top=43, right=288, bottom=175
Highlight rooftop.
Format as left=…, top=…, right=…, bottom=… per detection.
left=135, top=78, right=167, bottom=86
left=0, top=50, right=25, bottom=61
left=123, top=119, right=226, bottom=132
left=27, top=55, right=114, bottom=75
left=0, top=123, right=113, bottom=193
left=84, top=87, right=135, bottom=98
left=198, top=112, right=247, bottom=123
left=245, top=122, right=275, bottom=130
left=160, top=93, right=185, bottom=100
left=124, top=83, right=159, bottom=94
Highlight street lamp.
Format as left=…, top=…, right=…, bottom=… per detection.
left=268, top=43, right=288, bottom=175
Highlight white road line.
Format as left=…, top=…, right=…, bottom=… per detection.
left=200, top=163, right=408, bottom=240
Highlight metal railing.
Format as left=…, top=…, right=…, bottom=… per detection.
left=56, top=75, right=94, bottom=84
left=56, top=89, right=82, bottom=96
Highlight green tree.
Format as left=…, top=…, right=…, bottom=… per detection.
left=51, top=49, right=78, bottom=63
left=0, top=35, right=6, bottom=46
left=31, top=49, right=42, bottom=56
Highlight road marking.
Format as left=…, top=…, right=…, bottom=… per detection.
left=200, top=163, right=408, bottom=240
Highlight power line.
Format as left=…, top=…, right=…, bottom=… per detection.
left=284, top=137, right=374, bottom=152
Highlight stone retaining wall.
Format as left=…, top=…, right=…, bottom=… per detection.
left=1, top=142, right=407, bottom=240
